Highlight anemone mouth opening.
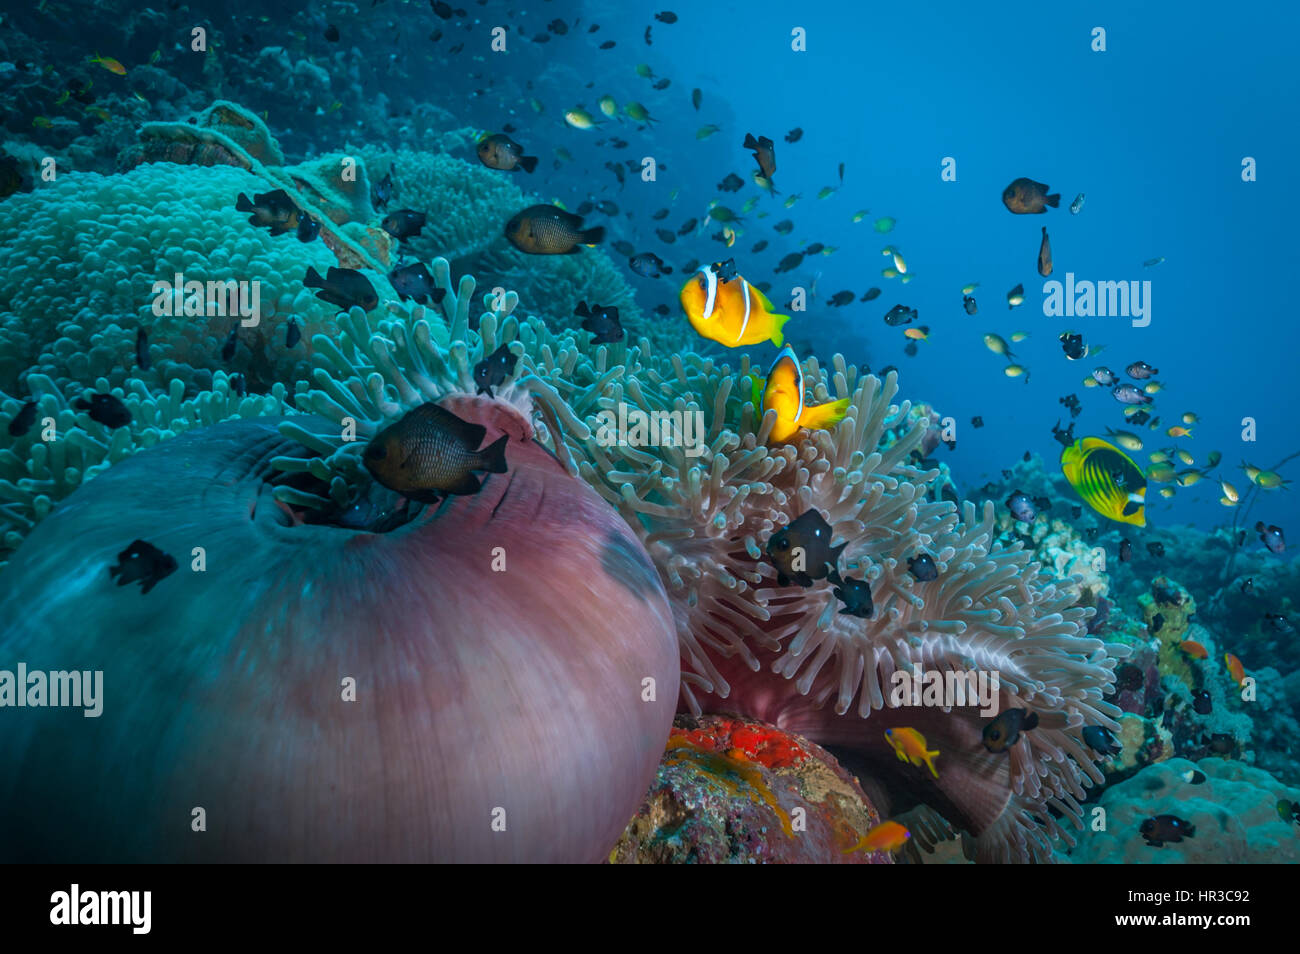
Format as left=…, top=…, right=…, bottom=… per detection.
left=261, top=468, right=426, bottom=534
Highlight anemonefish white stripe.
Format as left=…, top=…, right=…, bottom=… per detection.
left=768, top=344, right=804, bottom=421
left=699, top=267, right=718, bottom=319
left=736, top=279, right=752, bottom=344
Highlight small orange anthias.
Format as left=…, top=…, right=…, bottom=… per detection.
left=843, top=820, right=911, bottom=855
left=884, top=727, right=940, bottom=779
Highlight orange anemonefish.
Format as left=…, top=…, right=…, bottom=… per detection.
left=884, top=727, right=940, bottom=779
left=843, top=820, right=911, bottom=855
left=1224, top=652, right=1246, bottom=686
left=679, top=260, right=791, bottom=348
left=750, top=345, right=851, bottom=443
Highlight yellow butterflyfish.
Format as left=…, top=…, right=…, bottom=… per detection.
left=1061, top=436, right=1147, bottom=527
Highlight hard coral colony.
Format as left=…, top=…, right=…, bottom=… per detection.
left=0, top=0, right=1294, bottom=874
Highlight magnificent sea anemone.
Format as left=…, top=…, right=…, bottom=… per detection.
left=561, top=362, right=1129, bottom=863
left=0, top=390, right=679, bottom=861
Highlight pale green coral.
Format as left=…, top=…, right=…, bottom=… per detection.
left=353, top=147, right=522, bottom=264
left=164, top=100, right=286, bottom=166
left=282, top=153, right=377, bottom=226
left=1160, top=650, right=1255, bottom=750
left=995, top=509, right=1110, bottom=605
left=0, top=113, right=533, bottom=564
left=1065, top=758, right=1300, bottom=863
left=0, top=162, right=403, bottom=398
left=128, top=101, right=394, bottom=272
left=1138, top=577, right=1207, bottom=693
left=350, top=146, right=653, bottom=348
left=0, top=372, right=287, bottom=566
left=482, top=241, right=647, bottom=342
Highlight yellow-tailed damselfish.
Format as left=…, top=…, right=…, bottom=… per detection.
left=1060, top=436, right=1148, bottom=527
left=680, top=259, right=791, bottom=348
left=750, top=344, right=850, bottom=443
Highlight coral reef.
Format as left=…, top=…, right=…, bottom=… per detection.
left=1141, top=575, right=1198, bottom=688
left=1108, top=712, right=1174, bottom=774
left=0, top=4, right=442, bottom=173
left=1251, top=668, right=1300, bottom=784
left=0, top=102, right=420, bottom=562
left=612, top=714, right=887, bottom=864
left=1161, top=659, right=1254, bottom=764
left=352, top=146, right=525, bottom=266
left=987, top=455, right=1110, bottom=608
left=272, top=284, right=1127, bottom=863
left=0, top=97, right=1138, bottom=858
left=121, top=100, right=394, bottom=270
left=0, top=144, right=394, bottom=398
left=976, top=455, right=1298, bottom=789
left=351, top=145, right=654, bottom=348
left=0, top=2, right=1287, bottom=867
left=1066, top=758, right=1300, bottom=863
left=0, top=372, right=285, bottom=567
left=240, top=47, right=336, bottom=125
left=1005, top=515, right=1109, bottom=606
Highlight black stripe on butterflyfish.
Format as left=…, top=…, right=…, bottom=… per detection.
left=1060, top=437, right=1147, bottom=527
